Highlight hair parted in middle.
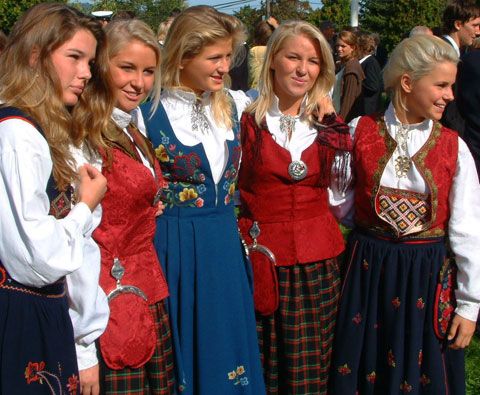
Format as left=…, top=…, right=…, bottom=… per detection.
left=248, top=20, right=335, bottom=127
left=383, top=35, right=458, bottom=113
left=161, top=5, right=247, bottom=129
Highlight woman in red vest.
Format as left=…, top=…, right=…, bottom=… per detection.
left=330, top=35, right=480, bottom=394
left=78, top=19, right=174, bottom=394
left=238, top=21, right=352, bottom=394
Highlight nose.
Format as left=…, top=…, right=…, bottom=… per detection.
left=218, top=57, right=230, bottom=74
left=131, top=71, right=145, bottom=90
left=79, top=60, right=92, bottom=80
left=296, top=60, right=307, bottom=75
left=444, top=86, right=454, bottom=102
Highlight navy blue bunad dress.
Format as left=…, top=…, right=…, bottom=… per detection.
left=142, top=91, right=265, bottom=395
left=331, top=109, right=480, bottom=395
left=0, top=107, right=79, bottom=394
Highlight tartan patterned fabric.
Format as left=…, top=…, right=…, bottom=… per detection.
left=102, top=301, right=175, bottom=394
left=256, top=259, right=340, bottom=395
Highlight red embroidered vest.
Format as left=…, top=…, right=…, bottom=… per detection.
left=353, top=115, right=458, bottom=238
left=93, top=148, right=168, bottom=304
left=238, top=113, right=345, bottom=266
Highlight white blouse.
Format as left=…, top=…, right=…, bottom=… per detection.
left=265, top=95, right=351, bottom=218
left=160, top=89, right=250, bottom=184
left=347, top=103, right=480, bottom=322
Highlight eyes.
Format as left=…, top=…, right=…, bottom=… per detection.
left=286, top=54, right=320, bottom=65
left=118, top=64, right=155, bottom=75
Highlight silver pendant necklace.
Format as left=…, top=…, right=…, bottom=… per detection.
left=394, top=123, right=412, bottom=178
left=191, top=99, right=210, bottom=134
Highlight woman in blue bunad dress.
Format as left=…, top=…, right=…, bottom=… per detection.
left=237, top=21, right=352, bottom=395
left=141, top=6, right=266, bottom=395
left=330, top=35, right=480, bottom=395
left=0, top=3, right=107, bottom=394
left=78, top=19, right=175, bottom=394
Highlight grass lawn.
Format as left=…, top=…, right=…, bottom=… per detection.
left=466, top=334, right=480, bottom=395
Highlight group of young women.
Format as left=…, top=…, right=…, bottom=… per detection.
left=0, top=3, right=479, bottom=395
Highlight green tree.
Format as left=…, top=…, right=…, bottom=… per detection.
left=309, top=0, right=350, bottom=30
left=360, top=0, right=447, bottom=52
left=269, top=0, right=312, bottom=23
left=234, top=5, right=264, bottom=44
left=0, top=0, right=66, bottom=34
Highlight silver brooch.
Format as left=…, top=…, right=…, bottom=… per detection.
left=288, top=160, right=308, bottom=181
left=191, top=100, right=210, bottom=134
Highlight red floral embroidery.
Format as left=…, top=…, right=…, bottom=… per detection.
left=0, top=266, right=6, bottom=286
left=416, top=297, right=425, bottom=309
left=400, top=381, right=413, bottom=392
left=387, top=350, right=396, bottom=367
left=420, top=374, right=431, bottom=386
left=418, top=350, right=423, bottom=367
left=366, top=371, right=376, bottom=384
left=391, top=297, right=401, bottom=309
left=352, top=313, right=362, bottom=325
left=195, top=198, right=204, bottom=208
left=338, top=364, right=351, bottom=375
left=434, top=258, right=457, bottom=339
left=362, top=259, right=369, bottom=270
left=67, top=374, right=79, bottom=395
left=24, top=361, right=46, bottom=384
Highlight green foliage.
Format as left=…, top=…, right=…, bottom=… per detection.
left=234, top=5, right=264, bottom=44
left=360, top=0, right=447, bottom=52
left=268, top=0, right=312, bottom=23
left=310, top=0, right=351, bottom=31
left=466, top=335, right=480, bottom=395
left=0, top=0, right=66, bottom=34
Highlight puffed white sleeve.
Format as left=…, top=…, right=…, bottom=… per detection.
left=228, top=89, right=252, bottom=121
left=329, top=117, right=358, bottom=224
left=67, top=146, right=109, bottom=370
left=0, top=118, right=93, bottom=287
left=448, top=138, right=480, bottom=322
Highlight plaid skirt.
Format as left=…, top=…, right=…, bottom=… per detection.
left=256, top=258, right=341, bottom=395
left=102, top=301, right=175, bottom=394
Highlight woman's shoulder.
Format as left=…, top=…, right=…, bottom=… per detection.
left=344, top=58, right=364, bottom=76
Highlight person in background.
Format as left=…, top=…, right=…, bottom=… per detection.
left=142, top=6, right=266, bottom=395
left=91, top=10, right=114, bottom=26
left=78, top=18, right=175, bottom=394
left=331, top=34, right=480, bottom=394
left=0, top=3, right=107, bottom=393
left=409, top=25, right=434, bottom=37
left=319, top=20, right=337, bottom=53
left=249, top=17, right=278, bottom=89
left=333, top=30, right=365, bottom=122
left=239, top=20, right=351, bottom=395
left=358, top=31, right=383, bottom=115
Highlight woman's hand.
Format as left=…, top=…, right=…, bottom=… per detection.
left=448, top=314, right=477, bottom=349
left=314, top=95, right=336, bottom=123
left=77, top=164, right=107, bottom=212
left=155, top=201, right=165, bottom=217
left=79, top=364, right=100, bottom=395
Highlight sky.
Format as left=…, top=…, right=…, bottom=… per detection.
left=187, top=0, right=322, bottom=15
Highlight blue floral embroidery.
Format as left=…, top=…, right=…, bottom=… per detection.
left=227, top=365, right=249, bottom=386
left=161, top=136, right=170, bottom=145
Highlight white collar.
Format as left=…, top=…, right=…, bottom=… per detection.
left=111, top=107, right=140, bottom=129
left=268, top=94, right=308, bottom=119
left=359, top=54, right=371, bottom=64
left=162, top=88, right=211, bottom=106
left=443, top=35, right=461, bottom=57
left=384, top=103, right=432, bottom=134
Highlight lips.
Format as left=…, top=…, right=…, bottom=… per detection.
left=70, top=86, right=85, bottom=95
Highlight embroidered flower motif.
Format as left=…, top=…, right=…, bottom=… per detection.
left=224, top=194, right=231, bottom=205
left=0, top=266, right=6, bottom=286
left=173, top=152, right=202, bottom=179
left=362, top=259, right=369, bottom=270
left=197, top=184, right=206, bottom=194
left=195, top=198, right=204, bottom=208
left=338, top=364, right=351, bottom=375
left=155, top=144, right=170, bottom=162
left=400, top=380, right=413, bottom=392
left=198, top=173, right=206, bottom=182
left=387, top=350, right=396, bottom=367
left=67, top=374, right=79, bottom=395
left=418, top=350, right=423, bottom=367
left=161, top=136, right=170, bottom=145
left=25, top=361, right=46, bottom=384
left=419, top=374, right=431, bottom=386
left=391, top=297, right=401, bottom=309
left=228, top=365, right=249, bottom=386
left=228, top=183, right=236, bottom=196
left=352, top=313, right=362, bottom=325
left=416, top=297, right=425, bottom=310
left=366, top=371, right=376, bottom=384
left=179, top=188, right=198, bottom=202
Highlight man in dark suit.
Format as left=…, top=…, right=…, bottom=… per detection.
left=458, top=50, right=480, bottom=176
left=358, top=32, right=383, bottom=115
left=440, top=0, right=480, bottom=136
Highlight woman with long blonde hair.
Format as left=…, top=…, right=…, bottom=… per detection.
left=238, top=20, right=352, bottom=394
left=142, top=6, right=266, bottom=394
left=0, top=3, right=107, bottom=394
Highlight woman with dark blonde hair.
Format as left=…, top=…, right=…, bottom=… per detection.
left=0, top=3, right=107, bottom=393
left=77, top=18, right=175, bottom=394
left=333, top=30, right=365, bottom=122
left=142, top=6, right=266, bottom=394
left=238, top=20, right=352, bottom=394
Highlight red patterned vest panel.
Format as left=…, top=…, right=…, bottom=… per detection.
left=353, top=115, right=458, bottom=238
left=93, top=148, right=168, bottom=304
left=238, top=113, right=345, bottom=266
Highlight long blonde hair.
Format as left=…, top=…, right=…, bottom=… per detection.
left=162, top=6, right=247, bottom=129
left=247, top=20, right=335, bottom=127
left=383, top=35, right=458, bottom=113
left=0, top=3, right=105, bottom=191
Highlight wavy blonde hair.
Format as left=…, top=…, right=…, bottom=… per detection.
left=78, top=19, right=161, bottom=165
left=162, top=6, right=247, bottom=129
left=0, top=3, right=105, bottom=191
left=383, top=35, right=458, bottom=112
left=247, top=20, right=335, bottom=127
